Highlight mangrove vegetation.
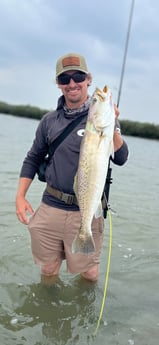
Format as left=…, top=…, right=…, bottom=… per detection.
left=0, top=100, right=159, bottom=140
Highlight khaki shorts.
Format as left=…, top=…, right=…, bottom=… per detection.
left=28, top=202, right=104, bottom=274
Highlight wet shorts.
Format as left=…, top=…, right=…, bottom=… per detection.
left=28, top=202, right=104, bottom=274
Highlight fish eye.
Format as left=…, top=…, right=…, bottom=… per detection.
left=92, top=97, right=97, bottom=103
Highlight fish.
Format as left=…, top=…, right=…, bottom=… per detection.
left=72, top=85, right=115, bottom=254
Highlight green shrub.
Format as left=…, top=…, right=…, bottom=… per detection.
left=0, top=101, right=48, bottom=120
left=0, top=101, right=159, bottom=140
left=120, top=120, right=159, bottom=139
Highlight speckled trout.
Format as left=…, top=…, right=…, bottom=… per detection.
left=72, top=86, right=115, bottom=254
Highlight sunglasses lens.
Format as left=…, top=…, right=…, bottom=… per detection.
left=73, top=73, right=86, bottom=83
left=58, top=74, right=70, bottom=85
left=58, top=72, right=86, bottom=85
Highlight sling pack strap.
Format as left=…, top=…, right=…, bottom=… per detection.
left=48, top=113, right=85, bottom=158
left=37, top=113, right=86, bottom=182
left=46, top=184, right=78, bottom=205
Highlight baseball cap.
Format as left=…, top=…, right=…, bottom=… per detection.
left=56, top=53, right=88, bottom=77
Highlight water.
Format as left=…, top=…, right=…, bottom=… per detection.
left=0, top=114, right=159, bottom=345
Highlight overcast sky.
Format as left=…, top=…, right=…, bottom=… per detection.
left=0, top=0, right=159, bottom=124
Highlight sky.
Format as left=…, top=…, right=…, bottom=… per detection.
left=0, top=0, right=159, bottom=124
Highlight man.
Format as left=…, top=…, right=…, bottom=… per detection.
left=16, top=53, right=128, bottom=282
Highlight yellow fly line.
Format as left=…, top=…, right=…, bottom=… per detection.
left=93, top=208, right=113, bottom=336
left=92, top=0, right=135, bottom=336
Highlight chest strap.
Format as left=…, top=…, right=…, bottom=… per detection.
left=46, top=184, right=78, bottom=205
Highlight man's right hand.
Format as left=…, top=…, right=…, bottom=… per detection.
left=16, top=196, right=34, bottom=225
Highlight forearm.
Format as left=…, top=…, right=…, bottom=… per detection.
left=112, top=115, right=129, bottom=165
left=112, top=134, right=129, bottom=166
left=16, top=177, right=33, bottom=198
left=16, top=177, right=34, bottom=224
left=113, top=129, right=124, bottom=152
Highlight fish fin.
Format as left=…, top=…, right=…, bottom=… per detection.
left=72, top=234, right=95, bottom=254
left=110, top=140, right=114, bottom=160
left=73, top=173, right=78, bottom=200
left=95, top=203, right=103, bottom=218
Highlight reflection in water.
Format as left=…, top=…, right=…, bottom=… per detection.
left=0, top=276, right=98, bottom=344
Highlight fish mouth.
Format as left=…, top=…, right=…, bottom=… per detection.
left=94, top=86, right=108, bottom=102
left=103, top=85, right=108, bottom=93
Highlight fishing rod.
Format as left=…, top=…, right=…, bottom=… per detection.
left=94, top=0, right=136, bottom=337
left=117, top=0, right=135, bottom=108
left=103, top=0, right=135, bottom=219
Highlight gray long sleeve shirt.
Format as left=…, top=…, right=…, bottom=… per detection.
left=20, top=96, right=129, bottom=210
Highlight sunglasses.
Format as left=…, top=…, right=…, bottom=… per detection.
left=57, top=71, right=87, bottom=85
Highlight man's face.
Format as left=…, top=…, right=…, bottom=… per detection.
left=57, top=70, right=91, bottom=108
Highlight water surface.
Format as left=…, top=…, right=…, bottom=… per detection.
left=0, top=114, right=159, bottom=345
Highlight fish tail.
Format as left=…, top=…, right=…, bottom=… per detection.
left=72, top=233, right=96, bottom=254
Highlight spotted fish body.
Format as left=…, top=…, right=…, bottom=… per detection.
left=72, top=86, right=115, bottom=254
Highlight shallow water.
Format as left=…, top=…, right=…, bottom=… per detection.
left=0, top=114, right=159, bottom=345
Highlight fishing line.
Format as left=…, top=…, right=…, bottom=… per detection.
left=93, top=208, right=113, bottom=337
left=93, top=0, right=135, bottom=337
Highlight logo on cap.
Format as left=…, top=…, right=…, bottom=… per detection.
left=62, top=56, right=80, bottom=68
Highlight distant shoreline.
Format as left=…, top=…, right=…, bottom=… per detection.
left=0, top=100, right=159, bottom=140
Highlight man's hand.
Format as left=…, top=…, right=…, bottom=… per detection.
left=114, top=104, right=120, bottom=118
left=16, top=195, right=34, bottom=225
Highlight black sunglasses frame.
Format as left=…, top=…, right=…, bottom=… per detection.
left=57, top=71, right=87, bottom=85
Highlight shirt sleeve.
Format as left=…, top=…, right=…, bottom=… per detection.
left=20, top=116, right=49, bottom=179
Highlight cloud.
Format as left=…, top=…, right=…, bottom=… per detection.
left=0, top=0, right=159, bottom=124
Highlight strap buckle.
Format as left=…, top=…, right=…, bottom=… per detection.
left=61, top=193, right=75, bottom=205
